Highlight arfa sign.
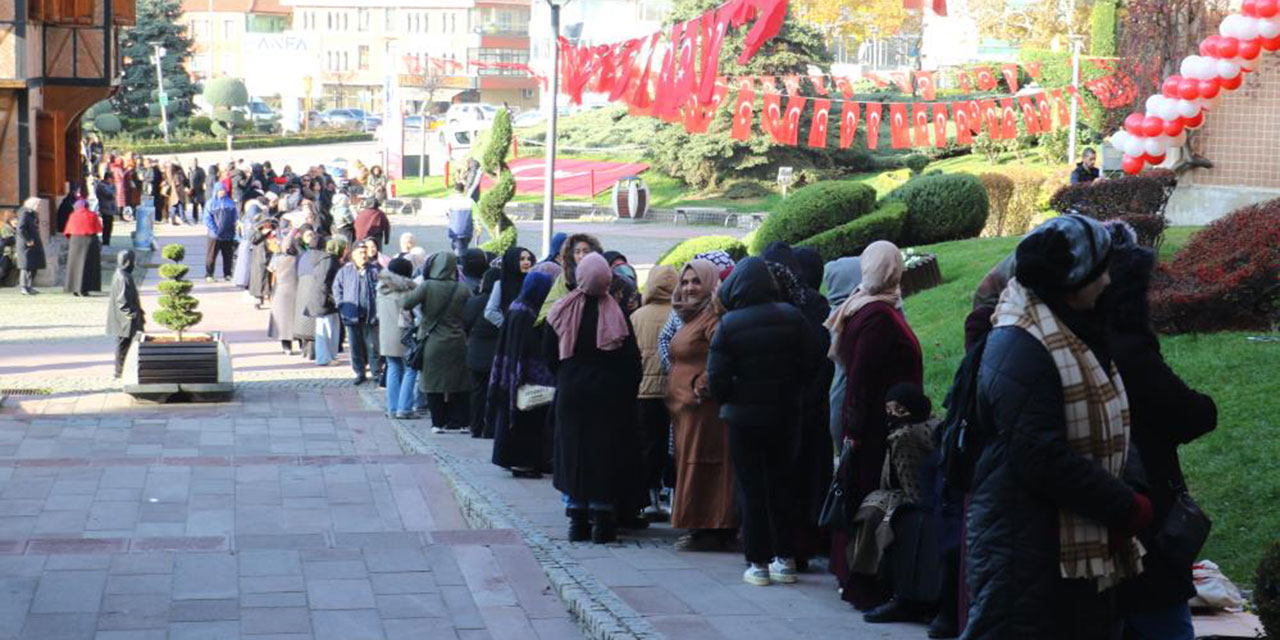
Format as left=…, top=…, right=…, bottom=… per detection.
left=245, top=34, right=314, bottom=55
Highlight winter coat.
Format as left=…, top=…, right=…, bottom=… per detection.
left=332, top=261, right=381, bottom=326
left=354, top=207, right=391, bottom=247
left=463, top=290, right=500, bottom=372
left=962, top=326, right=1139, bottom=640
left=376, top=271, right=417, bottom=359
left=631, top=266, right=677, bottom=399
left=204, top=192, right=238, bottom=241
left=292, top=248, right=324, bottom=340
left=106, top=250, right=144, bottom=338
left=707, top=258, right=821, bottom=428
left=306, top=253, right=340, bottom=317
left=267, top=254, right=298, bottom=340
left=15, top=207, right=45, bottom=271
left=402, top=253, right=472, bottom=393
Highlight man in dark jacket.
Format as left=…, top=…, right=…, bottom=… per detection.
left=706, top=257, right=820, bottom=586
left=964, top=215, right=1153, bottom=640
left=354, top=197, right=391, bottom=249
left=187, top=158, right=206, bottom=223
left=332, top=242, right=382, bottom=384
left=15, top=198, right=46, bottom=295
left=106, top=250, right=144, bottom=378
left=1070, top=148, right=1101, bottom=184
left=203, top=183, right=238, bottom=281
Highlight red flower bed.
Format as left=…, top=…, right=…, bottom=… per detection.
left=1150, top=199, right=1280, bottom=333
left=1049, top=169, right=1177, bottom=248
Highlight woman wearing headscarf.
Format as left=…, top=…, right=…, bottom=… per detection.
left=489, top=271, right=556, bottom=476
left=309, top=237, right=346, bottom=367
left=537, top=233, right=603, bottom=324
left=293, top=226, right=326, bottom=359
left=542, top=232, right=568, bottom=264
left=234, top=196, right=265, bottom=289
left=14, top=198, right=46, bottom=296
left=403, top=251, right=473, bottom=433
left=657, top=250, right=736, bottom=372
left=631, top=265, right=679, bottom=520
left=248, top=214, right=278, bottom=308
left=484, top=246, right=535, bottom=328
left=965, top=216, right=1150, bottom=639
left=547, top=253, right=642, bottom=543
left=106, top=249, right=145, bottom=378
left=267, top=231, right=301, bottom=354
left=464, top=268, right=502, bottom=438
left=821, top=256, right=862, bottom=450
left=826, top=240, right=922, bottom=611
left=665, top=258, right=738, bottom=551
left=378, top=258, right=421, bottom=419
left=63, top=200, right=103, bottom=296
left=331, top=192, right=355, bottom=243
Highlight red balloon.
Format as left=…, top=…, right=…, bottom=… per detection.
left=1222, top=73, right=1244, bottom=90
left=1144, top=153, right=1167, bottom=165
left=1200, top=36, right=1219, bottom=57
left=1240, top=39, right=1263, bottom=59
left=1162, top=76, right=1182, bottom=97
left=1243, top=0, right=1258, bottom=16
left=1177, top=78, right=1201, bottom=100
left=1264, top=35, right=1280, bottom=51
left=1259, top=0, right=1279, bottom=18
left=1141, top=116, right=1165, bottom=137
left=1124, top=113, right=1145, bottom=135
left=1183, top=112, right=1205, bottom=129
left=1217, top=37, right=1241, bottom=59
left=1122, top=155, right=1145, bottom=175
left=1199, top=77, right=1221, bottom=99
left=1163, top=118, right=1185, bottom=137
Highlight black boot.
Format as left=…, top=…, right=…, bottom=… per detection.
left=567, top=508, right=591, bottom=542
left=927, top=612, right=959, bottom=639
left=863, top=597, right=931, bottom=624
left=590, top=510, right=617, bottom=544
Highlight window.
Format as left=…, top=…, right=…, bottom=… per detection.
left=472, top=48, right=530, bottom=76
left=32, top=0, right=93, bottom=25
left=358, top=8, right=369, bottom=31
left=450, top=13, right=457, bottom=33
left=342, top=13, right=349, bottom=31
left=223, top=18, right=234, bottom=39
left=358, top=45, right=369, bottom=70
left=327, top=12, right=333, bottom=30
left=473, top=6, right=529, bottom=35
left=342, top=51, right=349, bottom=70
left=385, top=8, right=396, bottom=32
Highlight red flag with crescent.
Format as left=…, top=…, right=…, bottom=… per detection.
left=1033, top=92, right=1054, bottom=131
left=1066, top=86, right=1090, bottom=117
left=911, top=102, right=930, bottom=147
left=975, top=66, right=997, bottom=91
left=761, top=91, right=783, bottom=140
left=952, top=102, right=973, bottom=144
left=697, top=8, right=732, bottom=105
left=889, top=71, right=912, bottom=93
left=999, top=98, right=1018, bottom=139
left=808, top=98, right=831, bottom=148
left=862, top=69, right=889, bottom=87
left=810, top=75, right=828, bottom=95
left=1017, top=96, right=1040, bottom=134
left=1051, top=89, right=1069, bottom=129
left=980, top=99, right=1001, bottom=139
left=624, top=34, right=659, bottom=115
left=1001, top=64, right=1020, bottom=93
left=730, top=77, right=756, bottom=141
left=836, top=77, right=854, bottom=98
left=957, top=69, right=972, bottom=93
left=890, top=103, right=911, bottom=149
left=671, top=18, right=700, bottom=113
left=682, top=82, right=728, bottom=134
left=782, top=95, right=807, bottom=145
left=782, top=75, right=801, bottom=95
left=931, top=104, right=949, bottom=148
left=839, top=101, right=860, bottom=149
left=865, top=103, right=883, bottom=150
left=914, top=70, right=937, bottom=101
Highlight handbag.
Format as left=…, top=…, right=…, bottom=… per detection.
left=515, top=384, right=555, bottom=411
left=402, top=281, right=459, bottom=371
left=1153, top=486, right=1211, bottom=569
left=819, top=439, right=855, bottom=532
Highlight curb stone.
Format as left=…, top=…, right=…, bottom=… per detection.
left=358, top=388, right=661, bottom=640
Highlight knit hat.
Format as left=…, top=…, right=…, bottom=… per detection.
left=388, top=257, right=413, bottom=278
left=1015, top=214, right=1112, bottom=293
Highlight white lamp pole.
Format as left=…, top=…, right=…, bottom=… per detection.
left=540, top=0, right=567, bottom=259
left=1068, top=36, right=1083, bottom=167
left=153, top=44, right=171, bottom=143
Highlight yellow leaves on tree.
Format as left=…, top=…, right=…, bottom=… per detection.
left=969, top=0, right=1093, bottom=50
left=793, top=0, right=917, bottom=40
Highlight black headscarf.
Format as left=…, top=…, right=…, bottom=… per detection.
left=762, top=241, right=809, bottom=308
left=793, top=247, right=825, bottom=291
left=499, top=246, right=534, bottom=311
left=886, top=382, right=932, bottom=423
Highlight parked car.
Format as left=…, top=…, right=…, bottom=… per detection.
left=321, top=109, right=366, bottom=128
left=360, top=115, right=383, bottom=132
left=445, top=103, right=498, bottom=125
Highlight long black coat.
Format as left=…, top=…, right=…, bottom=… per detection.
left=463, top=292, right=499, bottom=372
left=305, top=253, right=340, bottom=317
left=106, top=251, right=144, bottom=337
left=64, top=235, right=102, bottom=295
left=963, top=326, right=1138, bottom=640
left=15, top=208, right=45, bottom=271
left=548, top=298, right=642, bottom=504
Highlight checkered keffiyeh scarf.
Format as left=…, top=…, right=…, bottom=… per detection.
left=993, top=279, right=1143, bottom=589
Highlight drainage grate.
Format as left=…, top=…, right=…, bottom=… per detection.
left=0, top=388, right=51, bottom=396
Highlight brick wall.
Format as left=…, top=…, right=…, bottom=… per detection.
left=1184, top=55, right=1280, bottom=189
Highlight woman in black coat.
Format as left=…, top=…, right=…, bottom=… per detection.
left=464, top=268, right=502, bottom=438
left=489, top=272, right=556, bottom=476
left=1104, top=234, right=1216, bottom=640
left=248, top=217, right=277, bottom=306
left=15, top=198, right=46, bottom=295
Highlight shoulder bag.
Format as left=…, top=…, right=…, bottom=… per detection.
left=819, top=439, right=855, bottom=532
left=1154, top=484, right=1212, bottom=569
left=515, top=384, right=555, bottom=411
left=402, top=281, right=459, bottom=370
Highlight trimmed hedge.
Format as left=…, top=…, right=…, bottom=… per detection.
left=750, top=181, right=877, bottom=253
left=797, top=201, right=908, bottom=261
left=657, top=235, right=748, bottom=268
left=885, top=173, right=990, bottom=246
left=114, top=131, right=374, bottom=155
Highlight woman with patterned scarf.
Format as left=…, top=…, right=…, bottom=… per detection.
left=963, top=214, right=1153, bottom=640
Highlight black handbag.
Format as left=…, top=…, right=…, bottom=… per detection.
left=819, top=440, right=855, bottom=532
left=1153, top=487, right=1212, bottom=569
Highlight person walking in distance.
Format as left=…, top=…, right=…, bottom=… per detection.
left=106, top=250, right=145, bottom=378
left=203, top=183, right=239, bottom=282
left=188, top=158, right=206, bottom=223
left=446, top=182, right=475, bottom=255
left=333, top=242, right=382, bottom=384
left=14, top=197, right=46, bottom=295
left=354, top=196, right=391, bottom=249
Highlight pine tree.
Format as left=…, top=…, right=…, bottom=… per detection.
left=478, top=108, right=518, bottom=253
left=115, top=0, right=200, bottom=119
left=153, top=244, right=203, bottom=340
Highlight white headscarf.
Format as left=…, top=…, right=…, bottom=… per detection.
left=824, top=240, right=904, bottom=358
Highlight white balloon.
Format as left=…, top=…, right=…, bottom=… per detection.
left=1124, top=136, right=1147, bottom=157
left=1177, top=99, right=1201, bottom=118
left=1145, top=94, right=1163, bottom=114
left=1217, top=60, right=1242, bottom=79
left=1196, top=57, right=1219, bottom=80
left=1221, top=14, right=1244, bottom=39
left=1110, top=130, right=1129, bottom=148
left=1180, top=56, right=1198, bottom=77
left=1239, top=17, right=1261, bottom=41
left=1261, top=18, right=1280, bottom=39
left=1144, top=137, right=1167, bottom=156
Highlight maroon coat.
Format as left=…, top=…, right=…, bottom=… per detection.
left=353, top=207, right=390, bottom=248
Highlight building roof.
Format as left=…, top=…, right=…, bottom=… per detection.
left=180, top=0, right=290, bottom=15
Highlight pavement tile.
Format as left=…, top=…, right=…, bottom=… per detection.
left=306, top=578, right=378, bottom=609
left=375, top=593, right=449, bottom=619
left=104, top=574, right=172, bottom=595
left=439, top=585, right=486, bottom=630
left=108, top=553, right=174, bottom=575
left=240, top=575, right=306, bottom=593
left=613, top=586, right=695, bottom=615
left=173, top=554, right=238, bottom=600
left=238, top=549, right=302, bottom=576
left=44, top=554, right=112, bottom=571
left=30, top=571, right=107, bottom=614
left=310, top=609, right=387, bottom=640
left=168, top=620, right=241, bottom=640
left=241, top=606, right=312, bottom=635
left=383, top=617, right=454, bottom=640
left=95, top=630, right=167, bottom=640
left=370, top=571, right=438, bottom=595
left=647, top=614, right=729, bottom=640
left=130, top=535, right=228, bottom=552
left=0, top=576, right=39, bottom=636
left=235, top=533, right=327, bottom=550
left=19, top=612, right=98, bottom=640
left=303, top=560, right=369, bottom=579
left=241, top=591, right=308, bottom=608
left=167, top=599, right=240, bottom=622
left=362, top=547, right=431, bottom=573
left=96, top=593, right=170, bottom=630
left=27, top=538, right=126, bottom=555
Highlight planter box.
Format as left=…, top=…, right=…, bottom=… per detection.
left=901, top=253, right=942, bottom=298
left=122, top=331, right=234, bottom=402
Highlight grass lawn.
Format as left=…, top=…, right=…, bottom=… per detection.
left=909, top=226, right=1277, bottom=584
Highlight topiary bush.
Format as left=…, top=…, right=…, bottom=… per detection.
left=1048, top=169, right=1177, bottom=248
left=885, top=173, right=990, bottom=246
left=1257, top=540, right=1280, bottom=640
left=978, top=173, right=1015, bottom=237
left=657, top=235, right=748, bottom=268
left=796, top=201, right=908, bottom=261
left=1150, top=199, right=1280, bottom=333
left=152, top=244, right=203, bottom=339
left=750, top=181, right=877, bottom=253
left=1004, top=168, right=1049, bottom=237
left=722, top=180, right=773, bottom=200
left=477, top=108, right=517, bottom=253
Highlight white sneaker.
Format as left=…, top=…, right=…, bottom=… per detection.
left=743, top=564, right=771, bottom=586
left=431, top=426, right=447, bottom=434
left=769, top=557, right=797, bottom=584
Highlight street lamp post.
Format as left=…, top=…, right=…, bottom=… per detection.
left=540, top=0, right=569, bottom=259
left=152, top=44, right=171, bottom=143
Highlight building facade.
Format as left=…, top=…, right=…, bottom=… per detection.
left=0, top=0, right=133, bottom=247
left=178, top=0, right=291, bottom=94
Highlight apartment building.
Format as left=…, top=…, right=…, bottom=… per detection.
left=178, top=0, right=292, bottom=94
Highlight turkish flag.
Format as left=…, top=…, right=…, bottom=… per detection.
left=889, top=71, right=912, bottom=93
left=1000, top=63, right=1020, bottom=93
left=1033, top=92, right=1054, bottom=131
left=932, top=103, right=949, bottom=148
left=808, top=98, right=832, bottom=148
left=911, top=102, right=930, bottom=147
left=862, top=69, right=889, bottom=87
left=761, top=92, right=783, bottom=140
left=811, top=75, right=828, bottom=95
left=839, top=101, right=860, bottom=149
left=593, top=44, right=617, bottom=95
left=734, top=0, right=789, bottom=64
left=865, top=103, right=883, bottom=150
left=671, top=18, right=700, bottom=113
left=1017, top=96, right=1040, bottom=134
left=975, top=67, right=997, bottom=91
left=914, top=70, right=937, bottom=101
left=1066, top=86, right=1090, bottom=117
left=965, top=100, right=982, bottom=134
left=682, top=82, right=728, bottom=134
left=836, top=77, right=854, bottom=98
left=782, top=95, right=807, bottom=145
left=980, top=99, right=1001, bottom=139
left=957, top=69, right=972, bottom=93
left=890, top=103, right=911, bottom=149
left=782, top=75, right=802, bottom=95
left=610, top=36, right=645, bottom=102
left=1052, top=89, right=1069, bottom=129
left=1027, top=61, right=1042, bottom=79
left=952, top=102, right=973, bottom=144
left=624, top=34, right=660, bottom=115
left=697, top=8, right=732, bottom=105
left=999, top=98, right=1018, bottom=139
left=731, top=78, right=756, bottom=141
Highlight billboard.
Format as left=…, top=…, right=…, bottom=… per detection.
left=241, top=33, right=320, bottom=97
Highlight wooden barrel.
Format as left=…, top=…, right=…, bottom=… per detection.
left=136, top=341, right=219, bottom=384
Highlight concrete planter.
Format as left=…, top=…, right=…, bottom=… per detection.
left=122, top=331, right=233, bottom=402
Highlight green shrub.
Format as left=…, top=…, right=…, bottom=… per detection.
left=114, top=132, right=373, bottom=155
left=1258, top=540, right=1280, bottom=640
left=152, top=243, right=202, bottom=338
left=157, top=263, right=189, bottom=280
left=477, top=108, right=517, bottom=253
left=186, top=115, right=213, bottom=136
left=722, top=180, right=773, bottom=200
left=1004, top=168, right=1048, bottom=236
left=1091, top=0, right=1118, bottom=56
left=750, top=181, right=877, bottom=253
left=796, top=201, right=908, bottom=261
left=978, top=173, right=1015, bottom=237
left=903, top=154, right=930, bottom=175
left=156, top=280, right=193, bottom=296
left=885, top=173, right=990, bottom=246
left=657, top=235, right=748, bottom=268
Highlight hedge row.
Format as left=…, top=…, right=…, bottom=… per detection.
left=884, top=173, right=990, bottom=245
left=797, top=201, right=908, bottom=262
left=656, top=235, right=748, bottom=268
left=115, top=132, right=374, bottom=155
left=749, top=181, right=877, bottom=253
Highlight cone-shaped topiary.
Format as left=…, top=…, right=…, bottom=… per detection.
left=478, top=108, right=517, bottom=253
left=152, top=243, right=203, bottom=339
left=1258, top=540, right=1280, bottom=639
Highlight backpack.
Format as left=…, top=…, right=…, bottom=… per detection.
left=937, top=333, right=990, bottom=492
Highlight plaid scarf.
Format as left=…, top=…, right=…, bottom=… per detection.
left=993, top=279, right=1143, bottom=589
